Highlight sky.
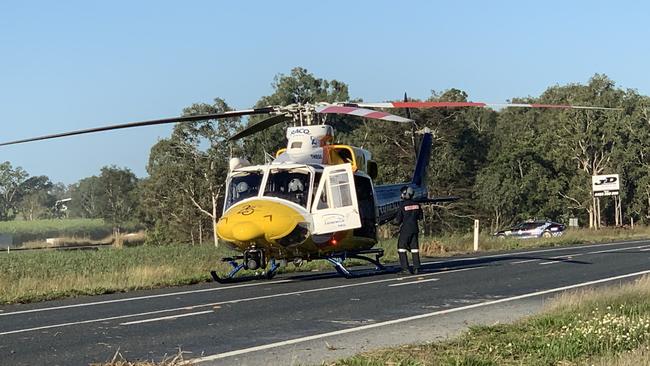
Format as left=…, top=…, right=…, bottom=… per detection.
left=0, top=0, right=648, bottom=184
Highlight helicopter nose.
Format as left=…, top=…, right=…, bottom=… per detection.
left=216, top=200, right=307, bottom=244
left=231, top=222, right=264, bottom=242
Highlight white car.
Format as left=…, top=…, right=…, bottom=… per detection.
left=495, top=220, right=566, bottom=239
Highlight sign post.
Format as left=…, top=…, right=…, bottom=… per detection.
left=591, top=174, right=621, bottom=228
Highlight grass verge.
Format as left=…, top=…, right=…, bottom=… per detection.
left=334, top=275, right=650, bottom=366
left=90, top=350, right=186, bottom=366
left=0, top=244, right=236, bottom=304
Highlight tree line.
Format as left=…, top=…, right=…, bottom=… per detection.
left=0, top=163, right=139, bottom=233
left=3, top=68, right=649, bottom=244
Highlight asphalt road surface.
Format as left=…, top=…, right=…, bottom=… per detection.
left=3, top=239, right=650, bottom=365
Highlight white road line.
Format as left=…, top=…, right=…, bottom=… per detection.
left=0, top=279, right=294, bottom=317
left=539, top=260, right=566, bottom=266
left=511, top=259, right=540, bottom=265
left=586, top=244, right=650, bottom=255
left=3, top=239, right=646, bottom=318
left=421, top=239, right=650, bottom=267
left=0, top=266, right=482, bottom=336
left=388, top=278, right=440, bottom=287
left=537, top=243, right=650, bottom=264
left=538, top=254, right=581, bottom=265
left=187, top=269, right=650, bottom=364
left=514, top=243, right=650, bottom=266
left=0, top=311, right=172, bottom=336
left=122, top=268, right=480, bottom=328
left=640, top=248, right=650, bottom=252
left=120, top=310, right=213, bottom=326
left=394, top=266, right=482, bottom=280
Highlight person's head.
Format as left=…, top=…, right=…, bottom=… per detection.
left=288, top=178, right=304, bottom=193
left=400, top=186, right=414, bottom=200
left=236, top=181, right=249, bottom=194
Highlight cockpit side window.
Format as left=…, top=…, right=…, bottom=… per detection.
left=225, top=171, right=263, bottom=209
left=264, top=169, right=311, bottom=208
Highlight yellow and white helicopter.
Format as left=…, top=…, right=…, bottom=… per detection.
left=0, top=99, right=620, bottom=282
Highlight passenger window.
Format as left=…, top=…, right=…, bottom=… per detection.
left=328, top=170, right=353, bottom=208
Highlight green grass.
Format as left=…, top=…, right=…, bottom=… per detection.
left=0, top=244, right=236, bottom=303
left=335, top=276, right=650, bottom=366
left=0, top=218, right=140, bottom=245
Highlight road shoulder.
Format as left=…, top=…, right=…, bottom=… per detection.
left=197, top=297, right=544, bottom=366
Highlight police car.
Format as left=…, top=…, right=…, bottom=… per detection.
left=494, top=220, right=566, bottom=239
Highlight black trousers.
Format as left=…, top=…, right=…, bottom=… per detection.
left=398, top=231, right=419, bottom=250
left=397, top=231, right=420, bottom=271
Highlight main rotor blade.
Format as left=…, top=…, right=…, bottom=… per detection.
left=347, top=101, right=622, bottom=111
left=0, top=107, right=274, bottom=147
left=228, top=114, right=292, bottom=141
left=315, top=105, right=413, bottom=123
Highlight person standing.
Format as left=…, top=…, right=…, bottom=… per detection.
left=393, top=186, right=423, bottom=275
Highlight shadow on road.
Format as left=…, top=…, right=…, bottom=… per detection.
left=215, top=252, right=592, bottom=285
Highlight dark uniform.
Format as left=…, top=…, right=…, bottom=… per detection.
left=393, top=189, right=423, bottom=274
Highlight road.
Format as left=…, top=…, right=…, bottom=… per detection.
left=2, top=239, right=650, bottom=365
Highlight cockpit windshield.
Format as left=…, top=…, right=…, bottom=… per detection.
left=225, top=171, right=263, bottom=209
left=264, top=168, right=311, bottom=207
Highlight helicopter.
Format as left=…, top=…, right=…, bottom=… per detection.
left=0, top=99, right=621, bottom=282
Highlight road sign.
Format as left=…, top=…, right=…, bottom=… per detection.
left=592, top=174, right=620, bottom=196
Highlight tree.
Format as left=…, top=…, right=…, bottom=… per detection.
left=142, top=98, right=240, bottom=245
left=0, top=161, right=29, bottom=221
left=69, top=176, right=103, bottom=218
left=96, top=166, right=139, bottom=236
left=475, top=74, right=638, bottom=229
left=16, top=175, right=55, bottom=220
left=533, top=75, right=632, bottom=228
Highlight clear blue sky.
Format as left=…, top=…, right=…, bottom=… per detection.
left=1, top=0, right=648, bottom=184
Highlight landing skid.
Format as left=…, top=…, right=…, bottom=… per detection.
left=322, top=248, right=392, bottom=279
left=210, top=257, right=280, bottom=284
left=210, top=248, right=392, bottom=283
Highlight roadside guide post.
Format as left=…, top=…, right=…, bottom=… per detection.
left=473, top=219, right=479, bottom=252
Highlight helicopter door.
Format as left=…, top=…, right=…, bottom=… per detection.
left=311, top=164, right=362, bottom=235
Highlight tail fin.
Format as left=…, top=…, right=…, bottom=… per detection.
left=411, top=131, right=432, bottom=187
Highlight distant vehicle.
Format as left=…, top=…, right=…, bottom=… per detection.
left=494, top=220, right=566, bottom=239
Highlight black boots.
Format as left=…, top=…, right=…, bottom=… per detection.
left=398, top=250, right=421, bottom=275
left=398, top=251, right=410, bottom=274
left=412, top=251, right=421, bottom=275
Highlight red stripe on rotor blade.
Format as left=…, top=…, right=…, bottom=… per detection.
left=318, top=106, right=356, bottom=113
left=364, top=111, right=390, bottom=119
left=392, top=102, right=487, bottom=108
